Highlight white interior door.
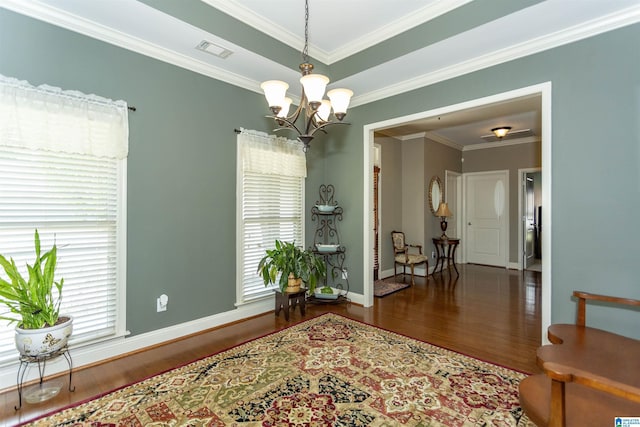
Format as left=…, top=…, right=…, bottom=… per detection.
left=464, top=171, right=508, bottom=267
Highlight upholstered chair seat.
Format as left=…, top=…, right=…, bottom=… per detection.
left=391, top=231, right=428, bottom=285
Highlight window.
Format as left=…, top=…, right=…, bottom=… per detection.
left=0, top=75, right=128, bottom=364
left=236, top=129, right=306, bottom=304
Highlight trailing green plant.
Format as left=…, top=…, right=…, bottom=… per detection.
left=0, top=230, right=64, bottom=329
left=257, top=240, right=326, bottom=293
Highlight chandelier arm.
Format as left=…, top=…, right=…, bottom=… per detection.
left=264, top=115, right=304, bottom=136
left=303, top=108, right=320, bottom=135
left=283, top=94, right=306, bottom=124
left=308, top=120, right=350, bottom=137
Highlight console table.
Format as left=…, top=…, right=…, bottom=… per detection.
left=432, top=237, right=460, bottom=275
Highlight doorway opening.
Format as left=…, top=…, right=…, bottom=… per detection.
left=519, top=168, right=542, bottom=272
left=362, top=82, right=552, bottom=343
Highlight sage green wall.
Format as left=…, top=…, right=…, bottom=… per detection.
left=462, top=142, right=542, bottom=263
left=2, top=8, right=639, bottom=340
left=0, top=9, right=273, bottom=336
left=322, top=24, right=640, bottom=339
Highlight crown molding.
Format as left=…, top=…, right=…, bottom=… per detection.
left=201, top=0, right=471, bottom=65
left=0, top=0, right=262, bottom=93
left=349, top=3, right=640, bottom=108
left=326, top=0, right=472, bottom=64
left=425, top=132, right=463, bottom=151
left=199, top=0, right=332, bottom=63
left=397, top=131, right=426, bottom=141
left=3, top=0, right=639, bottom=108
left=462, top=136, right=540, bottom=151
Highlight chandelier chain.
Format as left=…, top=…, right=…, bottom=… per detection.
left=302, top=0, right=309, bottom=63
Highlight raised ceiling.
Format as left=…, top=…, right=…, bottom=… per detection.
left=2, top=0, right=639, bottom=145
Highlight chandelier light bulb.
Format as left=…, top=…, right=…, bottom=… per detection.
left=327, top=88, right=353, bottom=120
left=261, top=80, right=289, bottom=112
left=316, top=99, right=332, bottom=122
left=277, top=97, right=293, bottom=118
left=300, top=74, right=329, bottom=108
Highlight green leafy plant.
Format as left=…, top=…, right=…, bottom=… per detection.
left=257, top=240, right=326, bottom=293
left=0, top=230, right=64, bottom=329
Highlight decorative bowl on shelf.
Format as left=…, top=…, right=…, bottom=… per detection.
left=315, top=204, right=336, bottom=213
left=316, top=244, right=340, bottom=252
left=314, top=292, right=340, bottom=300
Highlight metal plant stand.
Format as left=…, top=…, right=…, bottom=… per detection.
left=15, top=347, right=74, bottom=410
left=308, top=184, right=349, bottom=304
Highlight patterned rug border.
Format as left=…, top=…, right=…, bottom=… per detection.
left=19, top=312, right=533, bottom=426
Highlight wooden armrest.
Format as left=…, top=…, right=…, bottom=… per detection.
left=573, top=291, right=640, bottom=326
left=408, top=244, right=423, bottom=254
left=543, top=361, right=640, bottom=403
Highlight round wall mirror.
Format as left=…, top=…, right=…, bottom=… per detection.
left=428, top=176, right=443, bottom=215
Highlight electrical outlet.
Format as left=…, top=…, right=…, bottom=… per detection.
left=157, top=294, right=168, bottom=312
left=341, top=269, right=348, bottom=280
left=431, top=251, right=436, bottom=259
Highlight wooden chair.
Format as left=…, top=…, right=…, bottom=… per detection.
left=519, top=291, right=640, bottom=426
left=391, top=231, right=428, bottom=285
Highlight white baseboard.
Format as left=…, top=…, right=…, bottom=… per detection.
left=379, top=264, right=437, bottom=280
left=0, top=289, right=373, bottom=392
left=508, top=262, right=521, bottom=270
left=0, top=299, right=275, bottom=391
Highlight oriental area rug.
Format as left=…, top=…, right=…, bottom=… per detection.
left=21, top=313, right=534, bottom=426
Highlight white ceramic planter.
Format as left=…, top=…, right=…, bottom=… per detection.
left=15, top=316, right=73, bottom=357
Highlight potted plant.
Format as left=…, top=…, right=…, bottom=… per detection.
left=0, top=230, right=72, bottom=357
left=257, top=240, right=326, bottom=293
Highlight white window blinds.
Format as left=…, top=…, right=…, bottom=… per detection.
left=237, top=129, right=306, bottom=304
left=0, top=75, right=127, bottom=364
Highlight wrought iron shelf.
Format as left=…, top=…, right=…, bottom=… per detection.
left=310, top=184, right=349, bottom=302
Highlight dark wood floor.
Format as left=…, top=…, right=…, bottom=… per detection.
left=1, top=263, right=541, bottom=426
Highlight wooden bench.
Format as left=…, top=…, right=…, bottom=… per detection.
left=519, top=291, right=640, bottom=426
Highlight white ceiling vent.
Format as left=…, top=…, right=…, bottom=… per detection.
left=480, top=128, right=535, bottom=142
left=195, top=40, right=233, bottom=59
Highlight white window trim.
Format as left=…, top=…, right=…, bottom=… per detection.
left=235, top=129, right=306, bottom=307
left=0, top=74, right=128, bottom=367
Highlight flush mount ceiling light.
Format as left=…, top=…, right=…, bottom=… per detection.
left=491, top=126, right=512, bottom=139
left=260, top=0, right=353, bottom=152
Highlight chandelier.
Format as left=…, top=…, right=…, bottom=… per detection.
left=260, top=0, right=353, bottom=152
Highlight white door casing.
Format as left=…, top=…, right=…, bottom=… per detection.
left=524, top=173, right=536, bottom=269
left=517, top=167, right=541, bottom=270
left=464, top=170, right=509, bottom=267
left=363, top=82, right=551, bottom=345
left=445, top=170, right=462, bottom=262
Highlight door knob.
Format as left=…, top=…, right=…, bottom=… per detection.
left=468, top=222, right=472, bottom=226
